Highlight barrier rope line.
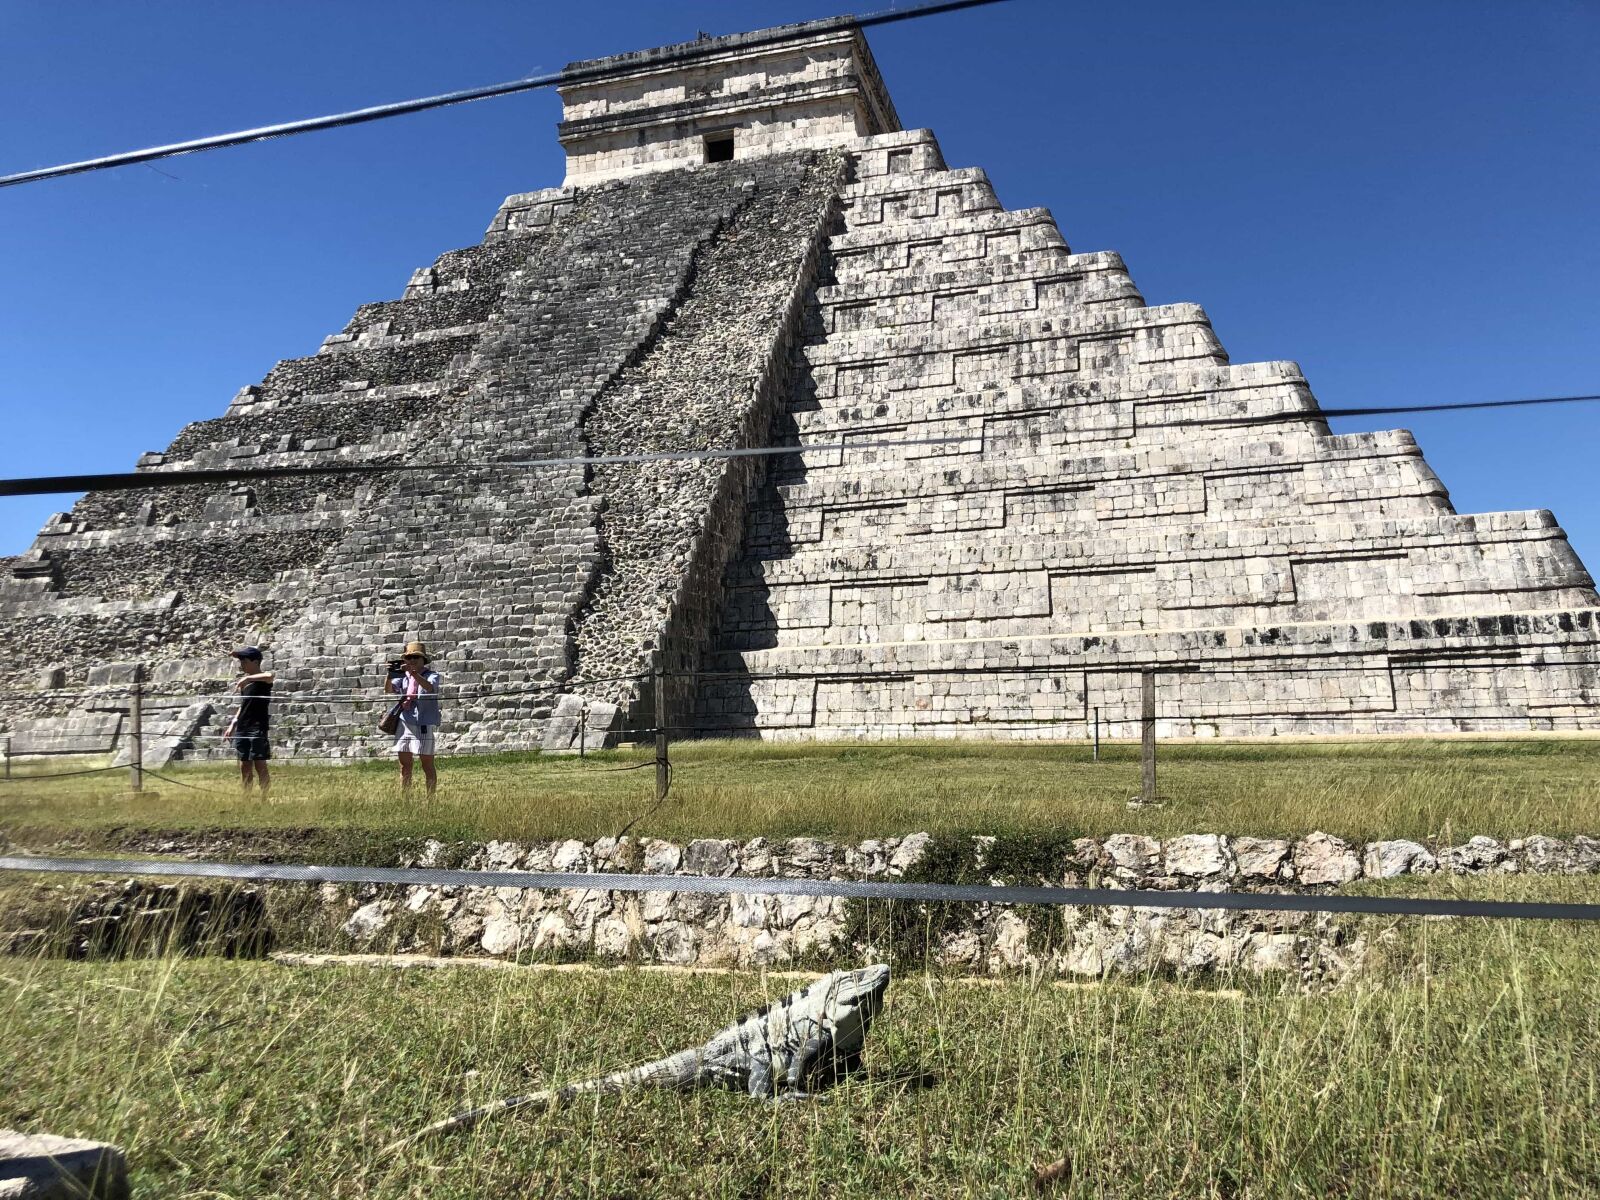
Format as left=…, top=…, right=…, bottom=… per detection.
left=613, top=761, right=675, bottom=840
left=0, top=765, right=126, bottom=783
left=12, top=650, right=1600, bottom=706
left=2, top=854, right=1597, bottom=923
left=144, top=770, right=228, bottom=795
left=0, top=438, right=970, bottom=499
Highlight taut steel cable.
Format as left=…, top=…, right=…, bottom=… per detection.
left=0, top=1, right=1013, bottom=189
left=3, top=854, right=1598, bottom=923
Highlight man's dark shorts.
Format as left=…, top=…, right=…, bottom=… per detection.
left=233, top=726, right=272, bottom=762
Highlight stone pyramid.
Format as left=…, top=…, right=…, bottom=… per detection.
left=3, top=17, right=1596, bottom=760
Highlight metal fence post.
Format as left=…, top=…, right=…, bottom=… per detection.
left=129, top=665, right=144, bottom=794
left=2, top=735, right=10, bottom=780
left=653, top=650, right=669, bottom=802
left=1092, top=706, right=1100, bottom=763
left=1139, top=671, right=1156, bottom=804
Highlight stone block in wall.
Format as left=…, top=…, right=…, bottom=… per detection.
left=1363, top=840, right=1437, bottom=878
left=540, top=694, right=623, bottom=753
left=1291, top=833, right=1362, bottom=885
left=1438, top=836, right=1513, bottom=874
left=539, top=694, right=585, bottom=752
left=1163, top=834, right=1234, bottom=878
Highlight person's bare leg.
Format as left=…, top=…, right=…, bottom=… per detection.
left=239, top=759, right=254, bottom=793
left=420, top=754, right=437, bottom=797
left=255, top=761, right=271, bottom=797
left=398, top=750, right=414, bottom=792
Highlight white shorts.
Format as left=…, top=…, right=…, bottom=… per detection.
left=394, top=724, right=436, bottom=756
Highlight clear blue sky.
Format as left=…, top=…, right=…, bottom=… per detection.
left=2, top=2, right=1596, bottom=569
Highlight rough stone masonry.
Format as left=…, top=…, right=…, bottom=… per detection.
left=2, top=16, right=1597, bottom=758
left=316, top=828, right=1596, bottom=983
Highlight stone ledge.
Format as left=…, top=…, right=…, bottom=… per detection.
left=313, top=830, right=1597, bottom=980
left=0, top=1130, right=128, bottom=1200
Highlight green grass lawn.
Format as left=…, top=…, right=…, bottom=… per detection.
left=2, top=739, right=1599, bottom=856
left=5, top=874, right=1599, bottom=1199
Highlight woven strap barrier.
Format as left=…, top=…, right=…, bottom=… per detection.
left=3, top=854, right=1598, bottom=922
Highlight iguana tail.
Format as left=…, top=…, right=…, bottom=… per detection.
left=383, top=1048, right=702, bottom=1154
left=381, top=1087, right=563, bottom=1153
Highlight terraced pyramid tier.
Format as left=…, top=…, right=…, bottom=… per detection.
left=691, top=130, right=1600, bottom=739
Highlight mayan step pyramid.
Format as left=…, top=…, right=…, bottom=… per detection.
left=2, top=16, right=1597, bottom=759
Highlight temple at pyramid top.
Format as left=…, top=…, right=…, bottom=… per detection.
left=558, top=19, right=901, bottom=185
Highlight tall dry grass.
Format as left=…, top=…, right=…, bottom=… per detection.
left=3, top=874, right=1598, bottom=1198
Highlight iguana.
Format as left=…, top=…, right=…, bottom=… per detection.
left=385, top=964, right=891, bottom=1151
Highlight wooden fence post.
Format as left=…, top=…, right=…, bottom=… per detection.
left=129, top=665, right=144, bottom=794
left=653, top=650, right=669, bottom=802
left=1139, top=671, right=1156, bottom=804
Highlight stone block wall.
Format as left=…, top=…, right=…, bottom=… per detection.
left=323, top=828, right=1600, bottom=981
left=0, top=152, right=845, bottom=757
left=694, top=129, right=1600, bottom=738
left=558, top=23, right=897, bottom=186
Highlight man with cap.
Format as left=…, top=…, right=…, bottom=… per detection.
left=388, top=641, right=442, bottom=796
left=222, top=646, right=274, bottom=795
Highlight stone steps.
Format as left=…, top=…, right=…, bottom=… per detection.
left=816, top=249, right=1135, bottom=306
left=815, top=262, right=1144, bottom=334
left=830, top=207, right=1068, bottom=282
left=803, top=301, right=1223, bottom=368
left=721, top=582, right=1600, bottom=649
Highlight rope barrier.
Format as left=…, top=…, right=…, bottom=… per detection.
left=143, top=769, right=228, bottom=794
left=2, top=853, right=1597, bottom=923
left=913, top=392, right=1600, bottom=441
left=614, top=761, right=674, bottom=839
left=0, top=765, right=125, bottom=783
left=0, top=671, right=649, bottom=705
left=1157, top=392, right=1600, bottom=429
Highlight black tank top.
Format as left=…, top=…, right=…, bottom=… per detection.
left=237, top=680, right=273, bottom=729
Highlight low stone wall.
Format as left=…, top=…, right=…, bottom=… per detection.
left=326, top=830, right=1598, bottom=983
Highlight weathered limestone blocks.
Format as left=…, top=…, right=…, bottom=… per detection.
left=557, top=21, right=899, bottom=187
left=699, top=118, right=1600, bottom=737
left=538, top=694, right=623, bottom=753
left=320, top=829, right=1598, bottom=980
left=2, top=146, right=845, bottom=757
left=565, top=150, right=848, bottom=723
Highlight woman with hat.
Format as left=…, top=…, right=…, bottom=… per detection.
left=388, top=641, right=442, bottom=796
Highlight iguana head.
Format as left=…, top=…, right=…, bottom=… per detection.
left=823, top=963, right=892, bottom=1048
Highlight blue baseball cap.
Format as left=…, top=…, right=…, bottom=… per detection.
left=230, top=646, right=263, bottom=661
